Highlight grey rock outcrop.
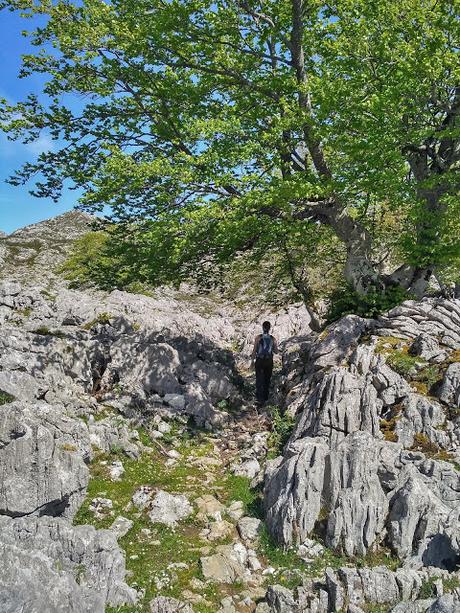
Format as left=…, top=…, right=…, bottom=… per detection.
left=265, top=297, right=460, bottom=571
left=0, top=401, right=90, bottom=518
left=0, top=514, right=137, bottom=612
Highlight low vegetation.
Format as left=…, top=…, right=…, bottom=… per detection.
left=0, top=390, right=15, bottom=405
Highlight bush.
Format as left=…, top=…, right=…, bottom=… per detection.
left=0, top=390, right=15, bottom=405
left=327, top=283, right=410, bottom=323
left=267, top=405, right=296, bottom=458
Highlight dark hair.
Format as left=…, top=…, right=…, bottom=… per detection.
left=262, top=321, right=271, bottom=333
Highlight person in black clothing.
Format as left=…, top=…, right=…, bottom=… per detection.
left=251, top=320, right=278, bottom=404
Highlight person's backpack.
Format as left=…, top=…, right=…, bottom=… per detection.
left=257, top=333, right=273, bottom=358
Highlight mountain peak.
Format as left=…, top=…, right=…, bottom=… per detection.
left=0, top=209, right=95, bottom=283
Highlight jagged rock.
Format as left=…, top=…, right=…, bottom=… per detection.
left=149, top=596, right=193, bottom=612
left=266, top=295, right=460, bottom=581
left=326, top=432, right=389, bottom=556
left=311, top=315, right=370, bottom=369
left=427, top=594, right=460, bottom=612
left=377, top=299, right=460, bottom=350
left=0, top=515, right=137, bottom=612
left=264, top=437, right=328, bottom=545
left=387, top=466, right=459, bottom=569
left=390, top=601, right=437, bottom=612
left=325, top=567, right=345, bottom=612
left=0, top=401, right=90, bottom=518
left=265, top=584, right=297, bottom=612
left=357, top=566, right=400, bottom=605
left=409, top=334, right=447, bottom=363
left=394, top=395, right=448, bottom=449
left=438, top=363, right=460, bottom=408
left=148, top=491, right=193, bottom=527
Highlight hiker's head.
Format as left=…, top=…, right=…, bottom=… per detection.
left=262, top=321, right=271, bottom=334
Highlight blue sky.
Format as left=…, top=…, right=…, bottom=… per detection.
left=0, top=9, right=76, bottom=234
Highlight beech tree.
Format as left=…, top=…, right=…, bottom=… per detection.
left=1, top=0, right=459, bottom=300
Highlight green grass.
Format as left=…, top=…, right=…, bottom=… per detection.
left=257, top=525, right=349, bottom=590
left=74, top=429, right=251, bottom=612
left=0, top=389, right=15, bottom=405
left=214, top=473, right=263, bottom=518
left=385, top=351, right=424, bottom=378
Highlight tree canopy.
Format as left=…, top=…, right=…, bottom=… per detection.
left=1, top=0, right=459, bottom=309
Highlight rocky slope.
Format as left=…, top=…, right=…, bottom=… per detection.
left=0, top=213, right=459, bottom=612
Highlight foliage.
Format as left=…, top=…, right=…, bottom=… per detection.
left=0, top=389, right=15, bottom=405
left=385, top=351, right=423, bottom=378
left=327, top=283, right=411, bottom=323
left=1, top=0, right=459, bottom=300
left=267, top=405, right=296, bottom=458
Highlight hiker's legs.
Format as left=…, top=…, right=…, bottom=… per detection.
left=255, top=358, right=265, bottom=402
left=262, top=359, right=273, bottom=401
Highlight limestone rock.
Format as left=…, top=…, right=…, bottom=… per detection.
left=237, top=517, right=262, bottom=543
left=0, top=401, right=90, bottom=519
left=201, top=544, right=249, bottom=583
left=326, top=432, right=389, bottom=556
left=438, top=363, right=460, bottom=408
left=265, top=584, right=297, bottom=612
left=150, top=596, right=194, bottom=612
left=148, top=491, right=193, bottom=527
left=0, top=515, right=137, bottom=612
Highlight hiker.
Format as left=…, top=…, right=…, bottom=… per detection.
left=251, top=320, right=278, bottom=405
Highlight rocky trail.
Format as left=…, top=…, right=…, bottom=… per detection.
left=0, top=214, right=460, bottom=612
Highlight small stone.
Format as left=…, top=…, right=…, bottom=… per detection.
left=89, top=497, right=113, bottom=518
left=109, top=460, right=125, bottom=481
left=237, top=517, right=262, bottom=543
left=195, top=494, right=225, bottom=520
left=233, top=458, right=261, bottom=480
left=157, top=420, right=172, bottom=434
left=227, top=500, right=245, bottom=522
left=200, top=519, right=234, bottom=542
left=132, top=486, right=154, bottom=510
left=148, top=490, right=192, bottom=527
left=111, top=516, right=133, bottom=538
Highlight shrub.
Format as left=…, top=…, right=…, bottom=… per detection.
left=267, top=405, right=296, bottom=458
left=0, top=390, right=15, bottom=405
left=327, top=283, right=410, bottom=323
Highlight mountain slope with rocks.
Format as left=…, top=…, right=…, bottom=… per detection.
left=0, top=213, right=459, bottom=613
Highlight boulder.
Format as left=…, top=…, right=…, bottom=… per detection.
left=148, top=491, right=193, bottom=527
left=0, top=401, right=90, bottom=518
left=0, top=515, right=137, bottom=612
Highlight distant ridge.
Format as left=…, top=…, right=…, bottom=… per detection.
left=0, top=210, right=95, bottom=283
